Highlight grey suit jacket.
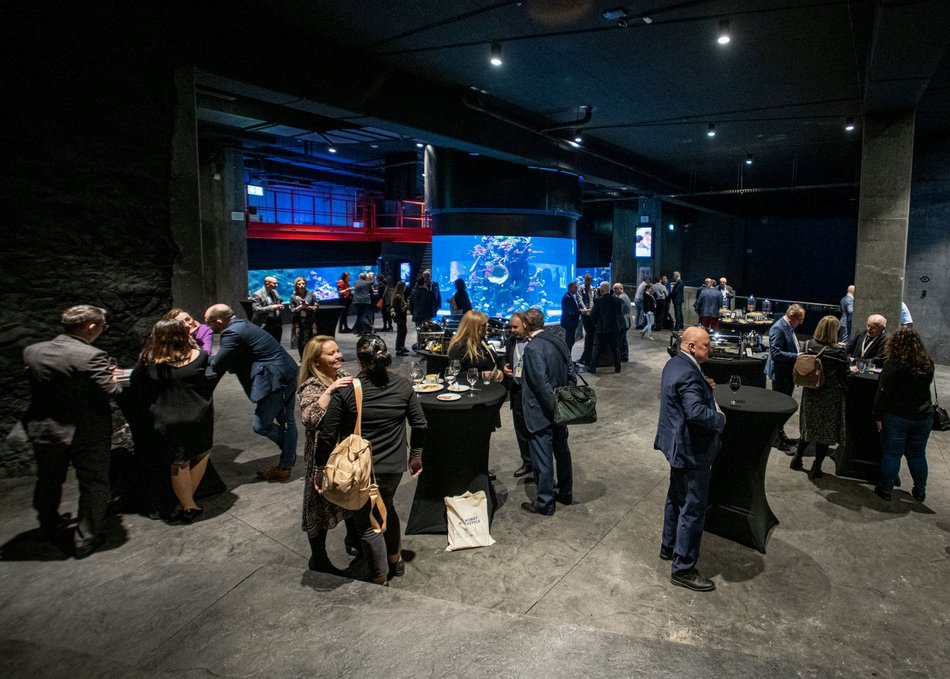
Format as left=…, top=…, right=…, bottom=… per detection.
left=250, top=286, right=282, bottom=325
left=22, top=334, right=120, bottom=447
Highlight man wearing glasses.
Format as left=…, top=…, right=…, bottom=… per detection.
left=20, top=305, right=121, bottom=559
left=848, top=314, right=888, bottom=367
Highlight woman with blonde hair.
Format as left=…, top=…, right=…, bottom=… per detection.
left=447, top=310, right=503, bottom=379
left=789, top=315, right=850, bottom=479
left=297, top=335, right=354, bottom=574
left=873, top=328, right=934, bottom=501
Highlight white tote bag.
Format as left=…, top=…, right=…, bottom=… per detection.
left=444, top=491, right=495, bottom=551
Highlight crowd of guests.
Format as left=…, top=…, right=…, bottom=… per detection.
left=15, top=274, right=940, bottom=595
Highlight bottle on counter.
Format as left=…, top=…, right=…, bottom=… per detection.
left=762, top=298, right=772, bottom=318
left=747, top=294, right=756, bottom=312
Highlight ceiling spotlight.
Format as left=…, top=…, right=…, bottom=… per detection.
left=568, top=140, right=580, bottom=149
left=573, top=131, right=583, bottom=144
left=602, top=8, right=626, bottom=22
left=370, top=144, right=379, bottom=149
left=717, top=18, right=731, bottom=45
left=707, top=122, right=717, bottom=138
left=668, top=223, right=675, bottom=231
left=416, top=142, right=424, bottom=148
left=745, top=154, right=753, bottom=165
left=490, top=42, right=503, bottom=67
left=845, top=117, right=856, bottom=132
left=328, top=147, right=337, bottom=154
left=641, top=16, right=653, bottom=24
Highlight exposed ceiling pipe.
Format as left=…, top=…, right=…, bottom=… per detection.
left=461, top=90, right=687, bottom=192
left=539, top=105, right=593, bottom=133
left=660, top=182, right=857, bottom=198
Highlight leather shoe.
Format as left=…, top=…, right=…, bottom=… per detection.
left=74, top=534, right=105, bottom=560
left=873, top=486, right=892, bottom=501
left=659, top=546, right=674, bottom=561
left=776, top=440, right=791, bottom=453
left=671, top=569, right=715, bottom=592
left=556, top=494, right=573, bottom=506
left=257, top=465, right=291, bottom=482
left=520, top=502, right=553, bottom=517
left=513, top=464, right=533, bottom=478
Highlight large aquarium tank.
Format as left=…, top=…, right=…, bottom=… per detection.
left=575, top=266, right=612, bottom=287
left=248, top=265, right=376, bottom=301
left=431, top=235, right=575, bottom=320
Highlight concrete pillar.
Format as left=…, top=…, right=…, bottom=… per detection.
left=612, top=206, right=637, bottom=285
left=853, top=112, right=916, bottom=329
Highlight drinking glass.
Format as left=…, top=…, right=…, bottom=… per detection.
left=445, top=366, right=458, bottom=391
left=729, top=374, right=741, bottom=405
left=482, top=369, right=492, bottom=386
left=466, top=368, right=478, bottom=397
left=449, top=359, right=461, bottom=374
left=409, top=362, right=423, bottom=386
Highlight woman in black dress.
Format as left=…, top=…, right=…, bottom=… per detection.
left=391, top=280, right=409, bottom=355
left=130, top=319, right=214, bottom=524
left=450, top=278, right=472, bottom=315
left=290, top=276, right=319, bottom=359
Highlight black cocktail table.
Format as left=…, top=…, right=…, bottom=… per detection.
left=834, top=372, right=881, bottom=482
left=703, top=355, right=767, bottom=389
left=405, top=382, right=507, bottom=534
left=706, top=385, right=797, bottom=553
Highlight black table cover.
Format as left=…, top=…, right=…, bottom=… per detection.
left=405, top=382, right=507, bottom=534
left=833, top=372, right=881, bottom=482
left=314, top=305, right=344, bottom=337
left=703, top=355, right=767, bottom=389
left=706, top=385, right=797, bottom=553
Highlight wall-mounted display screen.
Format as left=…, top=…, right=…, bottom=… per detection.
left=248, top=266, right=376, bottom=301
left=635, top=227, right=653, bottom=258
left=431, top=235, right=575, bottom=320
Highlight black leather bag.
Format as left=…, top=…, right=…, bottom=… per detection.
left=933, top=384, right=950, bottom=432
left=554, top=371, right=597, bottom=426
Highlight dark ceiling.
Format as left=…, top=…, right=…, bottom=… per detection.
left=187, top=0, right=950, bottom=212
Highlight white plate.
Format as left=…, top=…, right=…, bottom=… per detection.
left=413, top=383, right=444, bottom=393
left=446, top=383, right=470, bottom=392
left=437, top=393, right=461, bottom=401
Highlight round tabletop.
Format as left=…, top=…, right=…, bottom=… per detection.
left=714, top=384, right=797, bottom=415
left=850, top=371, right=880, bottom=384
left=414, top=381, right=507, bottom=411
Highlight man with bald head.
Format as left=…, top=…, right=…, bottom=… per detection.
left=250, top=276, right=285, bottom=342
left=848, top=314, right=887, bottom=366
left=205, top=304, right=299, bottom=482
left=655, top=327, right=725, bottom=592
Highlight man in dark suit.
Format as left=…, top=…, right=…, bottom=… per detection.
left=589, top=282, right=623, bottom=373
left=560, top=282, right=581, bottom=353
left=766, top=303, right=805, bottom=451
left=694, top=278, right=721, bottom=331
left=205, top=304, right=299, bottom=481
left=847, top=313, right=887, bottom=366
left=250, top=276, right=285, bottom=342
left=839, top=285, right=855, bottom=342
left=577, top=274, right=597, bottom=366
left=654, top=327, right=726, bottom=592
left=670, top=271, right=685, bottom=330
left=502, top=312, right=532, bottom=479
left=22, top=305, right=121, bottom=558
left=519, top=308, right=573, bottom=516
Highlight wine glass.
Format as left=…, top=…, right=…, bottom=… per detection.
left=445, top=366, right=458, bottom=391
left=409, top=362, right=423, bottom=386
left=466, top=368, right=478, bottom=396
left=449, top=359, right=461, bottom=375
left=729, top=374, right=741, bottom=405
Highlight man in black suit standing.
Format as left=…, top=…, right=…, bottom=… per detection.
left=670, top=271, right=685, bottom=330
left=205, top=304, right=300, bottom=482
left=21, top=305, right=121, bottom=559
left=560, top=282, right=581, bottom=353
left=502, top=312, right=533, bottom=480
left=519, top=308, right=573, bottom=516
left=589, top=282, right=623, bottom=374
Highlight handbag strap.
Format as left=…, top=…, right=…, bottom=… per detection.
left=352, top=378, right=363, bottom=437
left=933, top=379, right=940, bottom=407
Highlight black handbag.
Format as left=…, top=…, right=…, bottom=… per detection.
left=933, top=383, right=950, bottom=432
left=554, top=370, right=597, bottom=426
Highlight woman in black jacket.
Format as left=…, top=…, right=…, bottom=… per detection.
left=446, top=310, right=503, bottom=379
left=315, top=335, right=427, bottom=585
left=391, top=280, right=409, bottom=355
left=450, top=278, right=472, bottom=315
left=873, top=328, right=934, bottom=501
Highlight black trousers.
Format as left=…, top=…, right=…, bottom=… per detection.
left=263, top=316, right=282, bottom=343
left=772, top=371, right=795, bottom=438
left=394, top=316, right=408, bottom=350
left=561, top=319, right=579, bottom=353
left=352, top=472, right=403, bottom=581
left=510, top=388, right=531, bottom=467
left=33, top=431, right=111, bottom=547
left=590, top=331, right=621, bottom=372
left=580, top=315, right=595, bottom=364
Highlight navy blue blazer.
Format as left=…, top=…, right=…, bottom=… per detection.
left=670, top=279, right=684, bottom=304
left=654, top=352, right=725, bottom=469
left=209, top=317, right=298, bottom=402
left=521, top=331, right=574, bottom=433
left=560, top=291, right=580, bottom=328
left=694, top=287, right=720, bottom=317
left=766, top=317, right=799, bottom=381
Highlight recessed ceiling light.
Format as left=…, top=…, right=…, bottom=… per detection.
left=573, top=132, right=583, bottom=144
left=845, top=117, right=856, bottom=132
left=717, top=18, right=731, bottom=45
left=745, top=154, right=753, bottom=165
left=490, top=42, right=503, bottom=67
left=707, top=122, right=717, bottom=137
left=568, top=140, right=580, bottom=148
left=416, top=142, right=424, bottom=148
left=328, top=147, right=337, bottom=154
left=370, top=144, right=379, bottom=149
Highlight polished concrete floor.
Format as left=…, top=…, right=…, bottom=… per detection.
left=1, top=325, right=948, bottom=678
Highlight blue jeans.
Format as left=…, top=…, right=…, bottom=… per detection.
left=634, top=298, right=644, bottom=328
left=879, top=413, right=930, bottom=496
left=253, top=383, right=298, bottom=468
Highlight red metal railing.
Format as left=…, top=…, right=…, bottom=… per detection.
left=245, top=185, right=430, bottom=243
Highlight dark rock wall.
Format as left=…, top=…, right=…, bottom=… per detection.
left=0, top=3, right=176, bottom=475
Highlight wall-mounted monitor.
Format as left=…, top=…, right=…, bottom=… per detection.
left=635, top=227, right=653, bottom=258
left=248, top=265, right=376, bottom=301
left=431, top=235, right=575, bottom=320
